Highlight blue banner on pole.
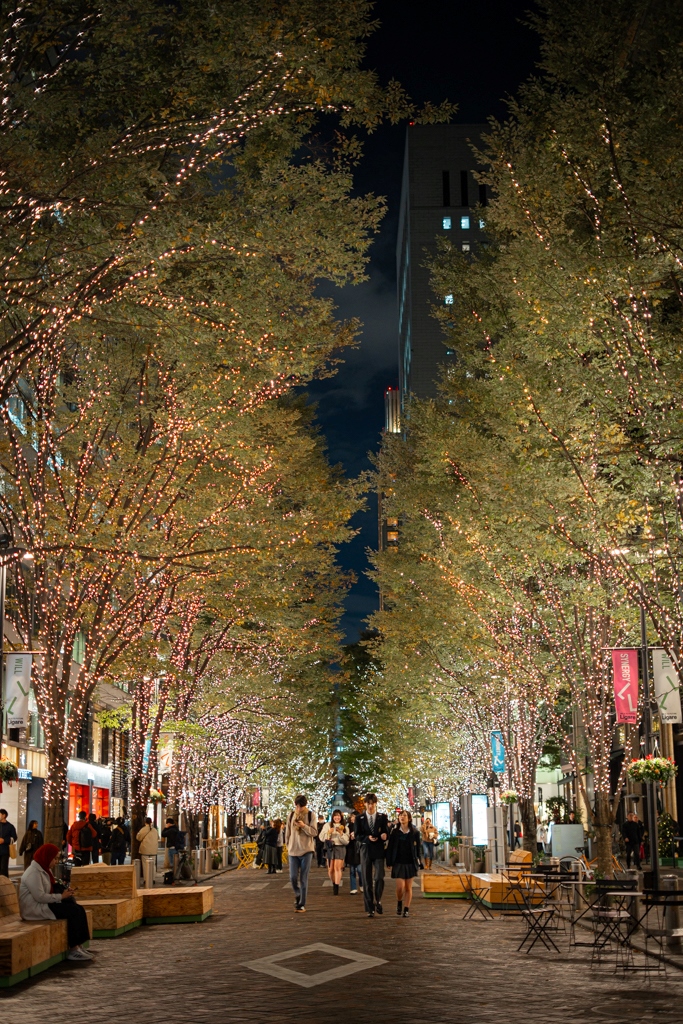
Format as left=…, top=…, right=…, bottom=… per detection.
left=491, top=730, right=505, bottom=774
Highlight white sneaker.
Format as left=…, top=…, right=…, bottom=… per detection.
left=350, top=889, right=358, bottom=894
left=67, top=948, right=93, bottom=961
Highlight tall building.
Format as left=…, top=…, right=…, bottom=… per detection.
left=397, top=124, right=488, bottom=402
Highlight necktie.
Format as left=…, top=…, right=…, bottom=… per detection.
left=369, top=815, right=375, bottom=831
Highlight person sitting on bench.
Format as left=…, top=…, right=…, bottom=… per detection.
left=20, top=843, right=93, bottom=961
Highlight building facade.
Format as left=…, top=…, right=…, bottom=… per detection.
left=397, top=123, right=488, bottom=403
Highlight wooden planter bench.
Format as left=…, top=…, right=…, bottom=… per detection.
left=421, top=872, right=471, bottom=898
left=71, top=864, right=214, bottom=932
left=0, top=877, right=93, bottom=987
left=71, top=865, right=143, bottom=938
left=140, top=886, right=213, bottom=924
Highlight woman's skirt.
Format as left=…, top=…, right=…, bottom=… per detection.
left=263, top=844, right=279, bottom=866
left=422, top=841, right=435, bottom=859
left=391, top=862, right=418, bottom=880
left=327, top=846, right=347, bottom=861
left=50, top=900, right=91, bottom=948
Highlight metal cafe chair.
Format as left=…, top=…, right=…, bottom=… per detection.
left=461, top=871, right=494, bottom=920
left=515, top=879, right=560, bottom=954
left=635, top=889, right=683, bottom=976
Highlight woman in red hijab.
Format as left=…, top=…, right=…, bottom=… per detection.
left=19, top=843, right=93, bottom=961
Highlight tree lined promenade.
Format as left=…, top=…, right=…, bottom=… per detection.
left=4, top=868, right=683, bottom=1022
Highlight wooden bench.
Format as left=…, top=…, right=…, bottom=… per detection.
left=0, top=877, right=93, bottom=987
left=71, top=865, right=143, bottom=938
left=71, top=863, right=213, bottom=930
left=140, top=886, right=213, bottom=924
left=421, top=872, right=471, bottom=898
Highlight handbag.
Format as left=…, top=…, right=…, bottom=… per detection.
left=9, top=843, right=16, bottom=859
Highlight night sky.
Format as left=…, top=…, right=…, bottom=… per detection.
left=306, top=1, right=540, bottom=642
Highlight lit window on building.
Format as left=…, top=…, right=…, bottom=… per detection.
left=460, top=215, right=470, bottom=230
left=387, top=531, right=399, bottom=543
left=461, top=243, right=470, bottom=252
left=442, top=216, right=452, bottom=230
left=479, top=218, right=485, bottom=229
left=444, top=294, right=454, bottom=304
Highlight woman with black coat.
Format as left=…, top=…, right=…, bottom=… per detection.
left=345, top=811, right=361, bottom=894
left=19, top=820, right=44, bottom=869
left=263, top=819, right=282, bottom=874
left=385, top=810, right=423, bottom=917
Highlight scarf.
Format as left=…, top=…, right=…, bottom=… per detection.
left=32, top=843, right=60, bottom=892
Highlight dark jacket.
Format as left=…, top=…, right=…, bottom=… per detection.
left=622, top=819, right=644, bottom=844
left=99, top=821, right=112, bottom=853
left=110, top=823, right=130, bottom=852
left=161, top=825, right=182, bottom=850
left=386, top=825, right=422, bottom=870
left=355, top=811, right=389, bottom=860
left=345, top=818, right=360, bottom=866
left=0, top=820, right=17, bottom=855
left=19, top=828, right=43, bottom=868
left=265, top=827, right=280, bottom=848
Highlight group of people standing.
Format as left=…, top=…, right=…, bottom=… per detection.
left=282, top=792, right=433, bottom=919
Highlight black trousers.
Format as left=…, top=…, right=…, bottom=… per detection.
left=625, top=840, right=641, bottom=868
left=74, top=850, right=92, bottom=867
left=51, top=900, right=91, bottom=948
left=0, top=852, right=9, bottom=877
left=360, top=847, right=385, bottom=912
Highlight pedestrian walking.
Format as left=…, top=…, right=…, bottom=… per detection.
left=622, top=812, right=644, bottom=869
left=109, top=817, right=130, bottom=865
left=88, top=813, right=102, bottom=863
left=136, top=816, right=160, bottom=881
left=18, top=819, right=44, bottom=870
left=264, top=819, right=282, bottom=874
left=386, top=810, right=422, bottom=918
left=320, top=810, right=349, bottom=895
left=67, top=810, right=97, bottom=867
left=536, top=820, right=548, bottom=854
left=0, top=809, right=17, bottom=877
left=99, top=818, right=112, bottom=864
left=315, top=814, right=326, bottom=868
left=276, top=819, right=284, bottom=872
left=161, top=817, right=184, bottom=876
left=513, top=820, right=522, bottom=849
left=284, top=795, right=318, bottom=913
left=420, top=816, right=438, bottom=869
left=20, top=843, right=93, bottom=961
left=346, top=811, right=362, bottom=894
left=355, top=793, right=389, bottom=918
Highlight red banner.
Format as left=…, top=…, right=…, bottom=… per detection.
left=612, top=649, right=639, bottom=724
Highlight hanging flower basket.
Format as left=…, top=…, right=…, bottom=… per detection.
left=500, top=790, right=518, bottom=805
left=149, top=788, right=165, bottom=804
left=0, top=759, right=18, bottom=784
left=626, top=756, right=678, bottom=786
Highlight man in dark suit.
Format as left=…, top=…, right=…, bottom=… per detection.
left=355, top=792, right=389, bottom=917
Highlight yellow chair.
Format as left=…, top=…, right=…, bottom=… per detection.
left=237, top=842, right=258, bottom=870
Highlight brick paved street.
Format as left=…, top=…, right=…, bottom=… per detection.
left=4, top=865, right=683, bottom=1023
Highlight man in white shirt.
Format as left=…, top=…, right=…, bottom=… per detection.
left=284, top=794, right=318, bottom=913
left=354, top=793, right=389, bottom=918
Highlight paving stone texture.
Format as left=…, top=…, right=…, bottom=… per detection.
left=4, top=864, right=683, bottom=1023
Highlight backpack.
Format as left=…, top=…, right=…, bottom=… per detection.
left=79, top=823, right=93, bottom=849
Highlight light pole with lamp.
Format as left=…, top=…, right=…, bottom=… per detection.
left=0, top=534, right=34, bottom=735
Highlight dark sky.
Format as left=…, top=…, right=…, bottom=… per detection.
left=307, top=0, right=541, bottom=642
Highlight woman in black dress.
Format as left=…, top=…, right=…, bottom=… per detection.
left=386, top=810, right=422, bottom=917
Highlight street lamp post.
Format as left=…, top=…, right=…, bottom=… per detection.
left=0, top=534, right=33, bottom=736
left=640, top=604, right=660, bottom=890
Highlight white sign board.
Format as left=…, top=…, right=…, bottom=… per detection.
left=5, top=652, right=32, bottom=728
left=652, top=648, right=682, bottom=724
left=471, top=794, right=488, bottom=846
